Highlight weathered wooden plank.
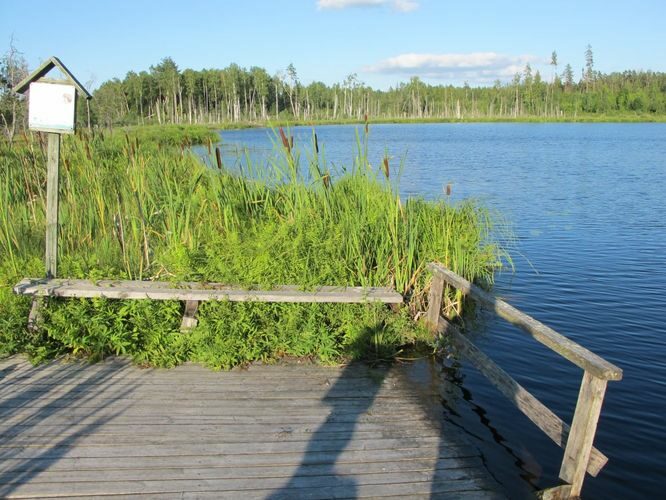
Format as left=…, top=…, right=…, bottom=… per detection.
left=439, top=317, right=607, bottom=477
left=180, top=300, right=199, bottom=331
left=0, top=412, right=437, bottom=429
left=0, top=445, right=480, bottom=474
left=536, top=484, right=572, bottom=500
left=0, top=397, right=427, bottom=412
left=1, top=429, right=444, bottom=447
left=184, top=486, right=502, bottom=500
left=26, top=298, right=42, bottom=332
left=0, top=421, right=437, bottom=436
left=0, top=437, right=447, bottom=459
left=14, top=279, right=403, bottom=304
left=0, top=383, right=422, bottom=400
left=0, top=457, right=483, bottom=484
left=0, top=378, right=408, bottom=393
left=1, top=474, right=492, bottom=499
left=45, top=133, right=59, bottom=279
left=559, top=371, right=608, bottom=496
left=428, top=262, right=623, bottom=381
left=426, top=269, right=445, bottom=332
left=1, top=433, right=444, bottom=449
left=1, top=488, right=501, bottom=500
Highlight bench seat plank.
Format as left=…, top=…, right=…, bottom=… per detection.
left=14, top=279, right=403, bottom=304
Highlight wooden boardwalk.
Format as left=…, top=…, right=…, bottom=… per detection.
left=0, top=356, right=504, bottom=499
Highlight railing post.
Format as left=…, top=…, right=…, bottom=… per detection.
left=426, top=269, right=445, bottom=332
left=559, top=371, right=608, bottom=497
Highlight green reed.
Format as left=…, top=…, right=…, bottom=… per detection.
left=0, top=125, right=508, bottom=366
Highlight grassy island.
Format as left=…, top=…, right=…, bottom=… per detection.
left=0, top=125, right=506, bottom=368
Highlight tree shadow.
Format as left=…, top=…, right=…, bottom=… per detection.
left=0, top=356, right=140, bottom=497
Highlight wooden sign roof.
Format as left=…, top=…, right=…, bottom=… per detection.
left=14, top=56, right=92, bottom=99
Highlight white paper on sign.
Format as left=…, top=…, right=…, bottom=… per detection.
left=28, top=82, right=76, bottom=133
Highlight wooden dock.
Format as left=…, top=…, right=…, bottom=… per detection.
left=0, top=356, right=504, bottom=499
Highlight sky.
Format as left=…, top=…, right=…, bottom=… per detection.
left=2, top=0, right=665, bottom=91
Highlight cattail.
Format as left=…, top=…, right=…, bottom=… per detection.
left=290, top=135, right=294, bottom=149
left=364, top=113, right=369, bottom=134
left=215, top=147, right=223, bottom=170
left=445, top=183, right=452, bottom=196
left=314, top=133, right=319, bottom=154
left=278, top=127, right=290, bottom=152
left=382, top=156, right=390, bottom=179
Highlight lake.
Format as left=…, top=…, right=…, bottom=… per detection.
left=202, top=123, right=666, bottom=499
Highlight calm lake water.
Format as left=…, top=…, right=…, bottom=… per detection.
left=203, top=123, right=666, bottom=499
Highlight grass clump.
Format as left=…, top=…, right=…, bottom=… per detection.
left=0, top=124, right=507, bottom=368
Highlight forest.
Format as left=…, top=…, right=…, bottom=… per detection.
left=2, top=45, right=666, bottom=137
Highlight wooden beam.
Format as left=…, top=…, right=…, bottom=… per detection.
left=180, top=300, right=199, bottom=332
left=45, top=133, right=60, bottom=279
left=425, top=270, right=445, bottom=332
left=559, top=371, right=608, bottom=496
left=27, top=298, right=42, bottom=332
left=437, top=317, right=607, bottom=477
left=14, top=279, right=404, bottom=304
left=536, top=485, right=572, bottom=500
left=14, top=56, right=92, bottom=98
left=427, top=263, right=623, bottom=382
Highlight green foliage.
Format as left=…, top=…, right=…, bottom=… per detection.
left=85, top=56, right=666, bottom=126
left=0, top=125, right=506, bottom=368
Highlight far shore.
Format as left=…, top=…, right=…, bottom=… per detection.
left=173, top=114, right=666, bottom=132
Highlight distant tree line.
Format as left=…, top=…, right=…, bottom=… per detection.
left=2, top=45, right=666, bottom=139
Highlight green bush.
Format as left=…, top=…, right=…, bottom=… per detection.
left=0, top=125, right=507, bottom=368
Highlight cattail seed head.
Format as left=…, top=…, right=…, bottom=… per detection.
left=278, top=127, right=291, bottom=152
left=382, top=156, right=390, bottom=179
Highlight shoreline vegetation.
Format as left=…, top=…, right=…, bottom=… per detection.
left=194, top=112, right=666, bottom=132
left=2, top=46, right=666, bottom=143
left=0, top=124, right=509, bottom=368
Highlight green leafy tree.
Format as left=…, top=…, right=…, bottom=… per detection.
left=0, top=41, right=28, bottom=142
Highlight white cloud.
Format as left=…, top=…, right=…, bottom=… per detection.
left=366, top=52, right=541, bottom=83
left=317, top=0, right=419, bottom=12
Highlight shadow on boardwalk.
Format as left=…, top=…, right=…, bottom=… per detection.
left=267, top=355, right=390, bottom=498
left=268, top=326, right=504, bottom=499
left=0, top=357, right=139, bottom=497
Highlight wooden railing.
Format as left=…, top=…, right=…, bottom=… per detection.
left=426, top=262, right=622, bottom=499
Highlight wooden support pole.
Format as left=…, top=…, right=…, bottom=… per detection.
left=27, top=298, right=43, bottom=332
left=425, top=270, right=444, bottom=333
left=46, top=133, right=60, bottom=279
left=559, top=371, right=608, bottom=497
left=180, top=300, right=200, bottom=333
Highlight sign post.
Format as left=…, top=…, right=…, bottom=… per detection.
left=13, top=57, right=91, bottom=328
left=46, top=132, right=60, bottom=278
left=14, top=57, right=91, bottom=279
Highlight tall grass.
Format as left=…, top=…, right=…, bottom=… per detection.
left=0, top=125, right=507, bottom=367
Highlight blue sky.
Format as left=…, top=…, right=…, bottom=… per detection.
left=2, top=0, right=664, bottom=90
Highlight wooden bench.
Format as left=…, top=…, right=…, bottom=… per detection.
left=14, top=278, right=403, bottom=332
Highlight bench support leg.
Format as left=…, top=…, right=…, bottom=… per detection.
left=28, top=297, right=43, bottom=332
left=180, top=300, right=199, bottom=333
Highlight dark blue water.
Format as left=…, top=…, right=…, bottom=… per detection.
left=203, top=123, right=666, bottom=499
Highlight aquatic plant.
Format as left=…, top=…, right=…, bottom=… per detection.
left=0, top=125, right=506, bottom=367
